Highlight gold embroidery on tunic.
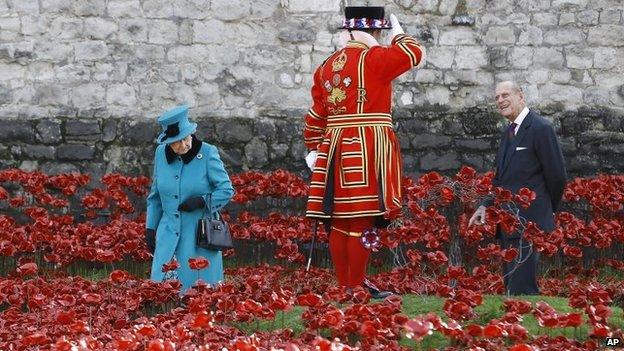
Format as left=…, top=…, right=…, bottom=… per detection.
left=327, top=87, right=346, bottom=105
left=331, top=51, right=347, bottom=72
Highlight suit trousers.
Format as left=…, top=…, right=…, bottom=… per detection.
left=500, top=235, right=540, bottom=295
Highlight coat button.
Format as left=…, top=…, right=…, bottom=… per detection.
left=175, top=175, right=179, bottom=179
left=175, top=232, right=179, bottom=236
left=175, top=214, right=179, bottom=218
left=174, top=195, right=178, bottom=199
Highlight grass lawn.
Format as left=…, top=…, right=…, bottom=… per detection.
left=235, top=294, right=624, bottom=349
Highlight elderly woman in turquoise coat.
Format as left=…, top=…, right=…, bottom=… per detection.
left=145, top=105, right=234, bottom=293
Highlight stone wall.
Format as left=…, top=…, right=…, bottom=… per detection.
left=0, top=0, right=623, bottom=178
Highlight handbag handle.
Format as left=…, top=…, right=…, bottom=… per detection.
left=203, top=193, right=220, bottom=220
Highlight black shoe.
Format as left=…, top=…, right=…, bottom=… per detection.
left=363, top=278, right=393, bottom=299
left=369, top=288, right=392, bottom=299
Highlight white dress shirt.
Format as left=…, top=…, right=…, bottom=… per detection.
left=511, top=107, right=529, bottom=135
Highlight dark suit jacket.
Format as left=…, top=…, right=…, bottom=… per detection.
left=492, top=110, right=567, bottom=234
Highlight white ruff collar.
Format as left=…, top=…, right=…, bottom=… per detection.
left=338, top=30, right=381, bottom=49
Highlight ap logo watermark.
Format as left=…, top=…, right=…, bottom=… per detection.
left=606, top=337, right=622, bottom=348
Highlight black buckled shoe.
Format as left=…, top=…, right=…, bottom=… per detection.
left=363, top=278, right=393, bottom=299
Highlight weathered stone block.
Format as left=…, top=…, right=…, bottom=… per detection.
left=0, top=63, right=25, bottom=81
left=425, top=86, right=451, bottom=106
left=552, top=0, right=588, bottom=7
left=278, top=24, right=316, bottom=43
left=107, top=0, right=141, bottom=17
left=41, top=0, right=71, bottom=12
left=566, top=48, right=594, bottom=69
left=36, top=119, right=62, bottom=143
left=576, top=10, right=599, bottom=25
left=7, top=0, right=39, bottom=13
left=550, top=70, right=572, bottom=84
left=541, top=83, right=582, bottom=103
left=593, top=47, right=617, bottom=69
left=214, top=120, right=253, bottom=143
left=0, top=83, right=12, bottom=102
left=559, top=12, right=575, bottom=25
left=454, top=47, right=488, bottom=69
left=218, top=148, right=243, bottom=168
left=249, top=0, right=278, bottom=19
left=71, top=84, right=106, bottom=109
left=420, top=152, right=461, bottom=171
left=26, top=62, right=54, bottom=81
left=142, top=0, right=174, bottom=18
left=74, top=41, right=109, bottom=61
left=455, top=139, right=492, bottom=151
left=439, top=28, right=477, bottom=45
left=439, top=0, right=459, bottom=15
left=0, top=17, right=21, bottom=41
left=288, top=0, right=339, bottom=12
left=426, top=47, right=456, bottom=69
left=119, top=120, right=160, bottom=144
left=167, top=45, right=211, bottom=62
left=35, top=84, right=69, bottom=105
left=461, top=109, right=500, bottom=136
left=119, top=19, right=148, bottom=42
left=483, top=26, right=516, bottom=45
left=40, top=162, right=80, bottom=175
left=526, top=70, right=549, bottom=84
left=66, top=120, right=100, bottom=139
left=84, top=18, right=118, bottom=40
left=148, top=20, right=178, bottom=45
left=532, top=13, right=557, bottom=26
left=544, top=28, right=585, bottom=45
left=509, top=46, right=533, bottom=68
left=73, top=0, right=105, bottom=16
left=244, top=137, right=268, bottom=167
left=49, top=17, right=82, bottom=40
left=270, top=143, right=289, bottom=159
left=518, top=26, right=543, bottom=46
left=411, top=134, right=452, bottom=150
left=22, top=145, right=55, bottom=159
left=102, top=119, right=117, bottom=142
left=583, top=88, right=611, bottom=106
left=193, top=20, right=225, bottom=44
left=20, top=15, right=47, bottom=35
left=599, top=9, right=622, bottom=24
left=0, top=120, right=34, bottom=143
left=212, top=0, right=250, bottom=20
left=253, top=119, right=277, bottom=141
left=588, top=25, right=624, bottom=46
left=173, top=0, right=210, bottom=19
left=533, top=47, right=564, bottom=68
left=56, top=144, right=95, bottom=160
left=488, top=47, right=508, bottom=68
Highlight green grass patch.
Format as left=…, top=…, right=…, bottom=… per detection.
left=232, top=294, right=624, bottom=349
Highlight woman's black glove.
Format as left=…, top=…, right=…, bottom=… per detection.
left=145, top=228, right=156, bottom=253
left=177, top=196, right=206, bottom=212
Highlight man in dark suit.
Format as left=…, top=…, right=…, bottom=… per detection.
left=469, top=81, right=567, bottom=295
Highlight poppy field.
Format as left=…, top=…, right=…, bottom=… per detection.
left=0, top=167, right=622, bottom=350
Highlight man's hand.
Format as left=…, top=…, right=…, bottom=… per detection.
left=390, top=14, right=404, bottom=37
left=305, top=150, right=318, bottom=171
left=468, top=205, right=487, bottom=226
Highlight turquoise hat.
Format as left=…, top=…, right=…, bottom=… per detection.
left=156, top=105, right=197, bottom=144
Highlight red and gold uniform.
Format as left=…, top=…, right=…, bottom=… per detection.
left=303, top=30, right=424, bottom=288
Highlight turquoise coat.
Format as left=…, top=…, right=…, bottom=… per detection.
left=146, top=142, right=234, bottom=293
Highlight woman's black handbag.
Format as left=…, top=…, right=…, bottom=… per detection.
left=196, top=195, right=233, bottom=251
